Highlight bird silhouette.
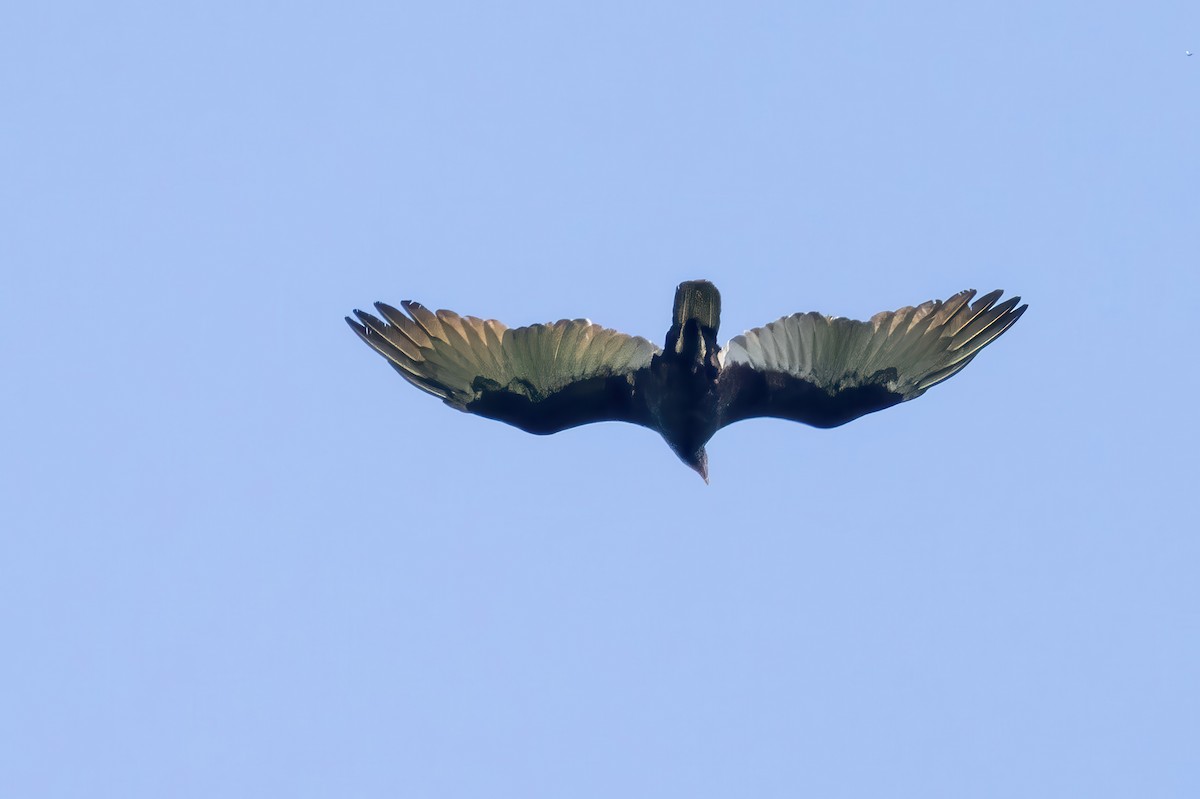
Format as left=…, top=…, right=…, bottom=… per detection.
left=348, top=281, right=1025, bottom=481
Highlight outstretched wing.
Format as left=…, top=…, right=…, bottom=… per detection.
left=347, top=301, right=661, bottom=434
left=717, top=289, right=1025, bottom=429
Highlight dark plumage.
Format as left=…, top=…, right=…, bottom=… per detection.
left=347, top=280, right=1025, bottom=481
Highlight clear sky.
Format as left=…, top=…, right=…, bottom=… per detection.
left=3, top=2, right=1198, bottom=796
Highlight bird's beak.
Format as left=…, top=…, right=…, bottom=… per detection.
left=694, top=450, right=709, bottom=484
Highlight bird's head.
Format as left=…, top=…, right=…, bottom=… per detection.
left=676, top=445, right=709, bottom=484
left=663, top=426, right=713, bottom=483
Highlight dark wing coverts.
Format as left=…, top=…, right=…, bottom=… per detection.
left=347, top=302, right=660, bottom=434
left=718, top=289, right=1026, bottom=428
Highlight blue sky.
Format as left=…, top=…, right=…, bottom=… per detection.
left=3, top=2, right=1198, bottom=796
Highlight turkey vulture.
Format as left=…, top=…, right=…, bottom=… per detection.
left=347, top=281, right=1025, bottom=481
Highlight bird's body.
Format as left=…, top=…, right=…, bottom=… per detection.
left=348, top=280, right=1025, bottom=480
left=641, top=282, right=724, bottom=474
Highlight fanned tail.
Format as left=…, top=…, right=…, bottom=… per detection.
left=672, top=280, right=722, bottom=333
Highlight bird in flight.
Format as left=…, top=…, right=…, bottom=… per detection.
left=347, top=281, right=1025, bottom=481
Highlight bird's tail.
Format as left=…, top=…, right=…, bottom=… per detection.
left=673, top=280, right=721, bottom=333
